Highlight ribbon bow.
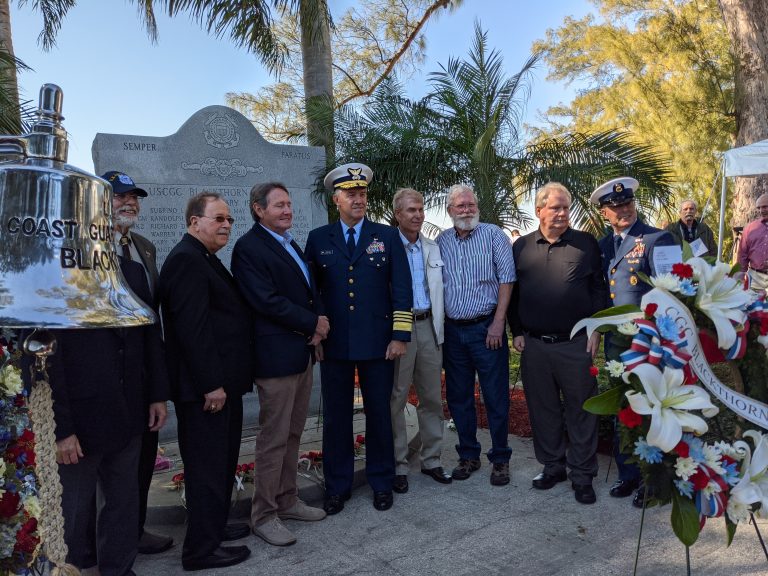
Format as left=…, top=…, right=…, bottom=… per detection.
left=620, top=319, right=692, bottom=371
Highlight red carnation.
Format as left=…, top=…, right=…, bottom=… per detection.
left=644, top=303, right=658, bottom=317
left=674, top=441, right=690, bottom=458
left=0, top=490, right=20, bottom=518
left=690, top=468, right=710, bottom=491
left=671, top=263, right=694, bottom=279
left=14, top=517, right=40, bottom=555
left=617, top=406, right=642, bottom=429
left=589, top=365, right=599, bottom=377
left=355, top=434, right=366, bottom=445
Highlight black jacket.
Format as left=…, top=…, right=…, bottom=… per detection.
left=159, top=233, right=255, bottom=403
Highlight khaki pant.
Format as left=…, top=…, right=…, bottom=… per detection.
left=749, top=268, right=768, bottom=296
left=251, top=360, right=313, bottom=526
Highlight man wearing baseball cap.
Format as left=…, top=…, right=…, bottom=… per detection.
left=103, top=170, right=174, bottom=554
left=592, top=176, right=675, bottom=509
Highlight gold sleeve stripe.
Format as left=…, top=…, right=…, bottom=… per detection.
left=393, top=310, right=413, bottom=332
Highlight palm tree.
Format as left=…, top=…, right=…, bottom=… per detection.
left=316, top=23, right=675, bottom=235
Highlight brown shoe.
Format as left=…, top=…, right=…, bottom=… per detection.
left=451, top=459, right=481, bottom=480
left=490, top=462, right=510, bottom=486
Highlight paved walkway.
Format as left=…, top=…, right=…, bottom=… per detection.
left=136, top=409, right=768, bottom=576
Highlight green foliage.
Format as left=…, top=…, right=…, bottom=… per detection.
left=671, top=488, right=701, bottom=546
left=533, top=0, right=735, bottom=232
left=313, top=23, right=674, bottom=230
left=583, top=385, right=626, bottom=415
left=226, top=0, right=459, bottom=143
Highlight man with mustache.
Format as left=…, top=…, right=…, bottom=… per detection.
left=160, top=192, right=255, bottom=571
left=737, top=193, right=768, bottom=295
left=664, top=199, right=717, bottom=258
left=435, top=184, right=516, bottom=486
left=509, top=182, right=606, bottom=504
left=102, top=170, right=173, bottom=555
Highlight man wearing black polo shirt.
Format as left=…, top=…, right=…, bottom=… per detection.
left=508, top=182, right=607, bottom=504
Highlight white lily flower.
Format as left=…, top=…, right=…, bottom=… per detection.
left=651, top=273, right=682, bottom=292
left=687, top=257, right=754, bottom=349
left=570, top=311, right=643, bottom=340
left=623, top=364, right=718, bottom=452
left=728, top=433, right=768, bottom=520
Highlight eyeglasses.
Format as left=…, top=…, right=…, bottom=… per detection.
left=199, top=215, right=235, bottom=225
left=451, top=203, right=477, bottom=211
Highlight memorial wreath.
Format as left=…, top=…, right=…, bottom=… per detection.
left=573, top=253, right=768, bottom=564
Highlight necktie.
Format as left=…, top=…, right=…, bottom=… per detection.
left=614, top=235, right=622, bottom=255
left=346, top=228, right=356, bottom=256
left=120, top=235, right=132, bottom=261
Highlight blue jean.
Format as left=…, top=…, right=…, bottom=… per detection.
left=443, top=317, right=511, bottom=463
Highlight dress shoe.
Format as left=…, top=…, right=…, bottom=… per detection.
left=451, top=458, right=481, bottom=480
left=373, top=491, right=393, bottom=511
left=253, top=517, right=297, bottom=546
left=323, top=492, right=351, bottom=515
left=609, top=478, right=640, bottom=498
left=421, top=466, right=452, bottom=484
left=572, top=483, right=597, bottom=504
left=138, top=530, right=173, bottom=554
left=393, top=474, right=409, bottom=494
left=532, top=470, right=567, bottom=490
left=632, top=487, right=647, bottom=509
left=490, top=462, right=510, bottom=486
left=278, top=499, right=327, bottom=521
left=182, top=545, right=251, bottom=571
left=222, top=522, right=250, bottom=541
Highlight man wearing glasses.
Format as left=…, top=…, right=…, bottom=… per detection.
left=436, top=184, right=516, bottom=487
left=102, top=170, right=174, bottom=556
left=160, top=192, right=255, bottom=571
left=737, top=193, right=768, bottom=294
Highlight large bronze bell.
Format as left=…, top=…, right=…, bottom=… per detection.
left=0, top=84, right=155, bottom=327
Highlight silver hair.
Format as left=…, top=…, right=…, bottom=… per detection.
left=392, top=188, right=424, bottom=213
left=445, top=184, right=477, bottom=210
left=534, top=182, right=572, bottom=209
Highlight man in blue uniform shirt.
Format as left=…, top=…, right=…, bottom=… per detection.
left=592, top=176, right=675, bottom=508
left=305, top=162, right=413, bottom=514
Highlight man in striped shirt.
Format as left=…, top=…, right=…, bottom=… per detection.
left=436, top=184, right=516, bottom=486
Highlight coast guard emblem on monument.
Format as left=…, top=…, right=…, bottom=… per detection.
left=204, top=112, right=240, bottom=149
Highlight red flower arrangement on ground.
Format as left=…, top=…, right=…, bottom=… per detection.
left=0, top=336, right=43, bottom=573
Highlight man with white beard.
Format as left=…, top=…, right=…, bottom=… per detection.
left=435, top=184, right=516, bottom=487
left=103, top=170, right=174, bottom=555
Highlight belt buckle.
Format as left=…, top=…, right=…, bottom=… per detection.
left=541, top=335, right=556, bottom=344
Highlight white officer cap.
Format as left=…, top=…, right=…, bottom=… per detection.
left=590, top=177, right=639, bottom=207
left=324, top=163, right=374, bottom=192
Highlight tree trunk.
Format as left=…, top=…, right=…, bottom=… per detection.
left=0, top=0, right=21, bottom=132
left=300, top=0, right=334, bottom=160
left=719, top=0, right=768, bottom=227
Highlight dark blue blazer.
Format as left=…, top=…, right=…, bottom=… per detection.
left=160, top=234, right=255, bottom=403
left=44, top=259, right=169, bottom=454
left=305, top=218, right=412, bottom=361
left=232, top=223, right=319, bottom=379
left=598, top=219, right=676, bottom=307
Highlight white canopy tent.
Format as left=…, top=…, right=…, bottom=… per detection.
left=719, top=139, right=768, bottom=260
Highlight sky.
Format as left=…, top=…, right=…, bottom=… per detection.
left=10, top=0, right=594, bottom=174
